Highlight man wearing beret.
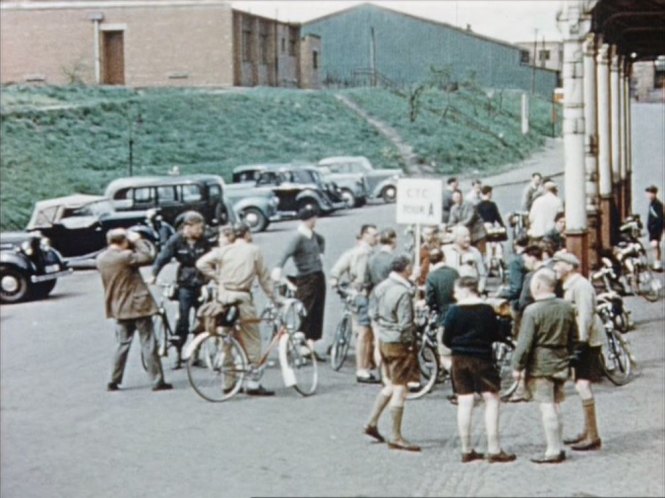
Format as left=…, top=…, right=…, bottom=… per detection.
left=553, top=252, right=604, bottom=451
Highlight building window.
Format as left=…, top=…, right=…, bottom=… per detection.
left=519, top=49, right=530, bottom=65
left=242, top=17, right=253, bottom=62
left=539, top=49, right=551, bottom=61
left=313, top=50, right=319, bottom=69
left=288, top=26, right=298, bottom=56
left=281, top=37, right=286, bottom=53
left=259, top=21, right=269, bottom=64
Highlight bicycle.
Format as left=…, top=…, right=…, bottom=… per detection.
left=484, top=225, right=508, bottom=283
left=406, top=306, right=447, bottom=400
left=184, top=283, right=318, bottom=402
left=329, top=283, right=357, bottom=371
left=597, top=300, right=637, bottom=386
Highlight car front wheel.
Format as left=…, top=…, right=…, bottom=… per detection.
left=0, top=266, right=30, bottom=304
left=382, top=186, right=397, bottom=203
left=298, top=201, right=321, bottom=218
left=340, top=189, right=357, bottom=209
left=241, top=207, right=269, bottom=233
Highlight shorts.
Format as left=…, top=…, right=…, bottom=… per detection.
left=451, top=355, right=500, bottom=395
left=526, top=377, right=566, bottom=403
left=574, top=345, right=604, bottom=383
left=379, top=342, right=419, bottom=386
left=353, top=294, right=371, bottom=327
left=648, top=227, right=663, bottom=242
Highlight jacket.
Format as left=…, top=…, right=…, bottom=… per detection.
left=498, top=254, right=527, bottom=303
left=562, top=273, right=604, bottom=347
left=152, top=233, right=212, bottom=288
left=449, top=202, right=486, bottom=243
left=97, top=239, right=158, bottom=320
left=425, top=263, right=459, bottom=323
left=528, top=192, right=563, bottom=238
left=370, top=272, right=416, bottom=344
left=330, top=242, right=373, bottom=291
left=442, top=301, right=501, bottom=360
left=511, top=296, right=578, bottom=377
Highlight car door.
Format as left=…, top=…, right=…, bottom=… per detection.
left=177, top=183, right=207, bottom=222
left=156, top=185, right=180, bottom=222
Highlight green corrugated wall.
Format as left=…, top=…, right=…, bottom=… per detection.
left=303, top=4, right=558, bottom=97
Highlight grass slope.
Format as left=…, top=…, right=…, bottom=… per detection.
left=0, top=85, right=559, bottom=231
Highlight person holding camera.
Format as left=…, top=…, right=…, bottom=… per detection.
left=97, top=228, right=172, bottom=392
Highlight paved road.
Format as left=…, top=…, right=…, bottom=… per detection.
left=1, top=104, right=663, bottom=498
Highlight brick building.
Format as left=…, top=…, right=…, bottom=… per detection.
left=0, top=0, right=321, bottom=88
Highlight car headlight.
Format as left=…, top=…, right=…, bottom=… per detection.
left=271, top=196, right=279, bottom=208
left=21, top=240, right=34, bottom=256
left=40, top=237, right=51, bottom=251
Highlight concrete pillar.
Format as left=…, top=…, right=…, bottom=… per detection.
left=619, top=60, right=628, bottom=219
left=583, top=33, right=599, bottom=269
left=558, top=0, right=590, bottom=275
left=624, top=65, right=633, bottom=216
left=610, top=47, right=623, bottom=217
left=596, top=42, right=614, bottom=250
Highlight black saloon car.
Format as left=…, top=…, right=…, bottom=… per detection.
left=0, top=231, right=71, bottom=304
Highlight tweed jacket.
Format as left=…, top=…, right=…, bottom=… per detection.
left=97, top=239, right=158, bottom=320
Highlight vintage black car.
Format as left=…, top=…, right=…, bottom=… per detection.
left=104, top=175, right=229, bottom=226
left=232, top=164, right=346, bottom=218
left=26, top=194, right=169, bottom=262
left=0, top=231, right=71, bottom=304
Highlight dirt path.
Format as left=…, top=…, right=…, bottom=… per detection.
left=335, top=93, right=434, bottom=176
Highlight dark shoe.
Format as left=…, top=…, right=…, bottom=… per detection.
left=357, top=374, right=381, bottom=384
left=190, top=358, right=205, bottom=368
left=487, top=450, right=517, bottom=463
left=223, top=385, right=242, bottom=395
left=563, top=433, right=586, bottom=445
left=107, top=382, right=120, bottom=392
left=152, top=382, right=174, bottom=392
left=388, top=438, right=421, bottom=452
left=245, top=385, right=275, bottom=396
left=530, top=451, right=566, bottom=464
left=571, top=438, right=602, bottom=451
left=461, top=449, right=484, bottom=463
left=363, top=425, right=385, bottom=443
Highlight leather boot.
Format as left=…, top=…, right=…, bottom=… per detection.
left=571, top=399, right=602, bottom=451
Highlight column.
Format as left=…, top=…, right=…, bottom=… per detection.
left=558, top=0, right=590, bottom=275
left=596, top=43, right=614, bottom=250
left=610, top=47, right=622, bottom=217
left=618, top=60, right=628, bottom=219
left=583, top=33, right=599, bottom=269
left=624, top=64, right=633, bottom=216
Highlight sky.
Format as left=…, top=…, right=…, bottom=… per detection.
left=230, top=1, right=564, bottom=45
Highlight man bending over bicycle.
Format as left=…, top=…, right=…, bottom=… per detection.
left=196, top=222, right=278, bottom=396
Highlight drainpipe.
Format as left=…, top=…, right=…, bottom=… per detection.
left=596, top=42, right=613, bottom=250
left=558, top=0, right=590, bottom=275
left=89, top=12, right=104, bottom=84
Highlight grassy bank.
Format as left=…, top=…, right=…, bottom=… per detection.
left=0, top=85, right=559, bottom=231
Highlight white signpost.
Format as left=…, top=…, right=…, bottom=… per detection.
left=396, top=178, right=443, bottom=268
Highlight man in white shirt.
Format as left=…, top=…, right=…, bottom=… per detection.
left=528, top=182, right=564, bottom=239
left=442, top=226, right=487, bottom=294
left=465, top=179, right=483, bottom=206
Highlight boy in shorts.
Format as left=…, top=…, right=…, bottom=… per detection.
left=511, top=268, right=578, bottom=464
left=443, top=276, right=516, bottom=463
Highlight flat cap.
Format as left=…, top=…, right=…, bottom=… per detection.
left=552, top=252, right=580, bottom=267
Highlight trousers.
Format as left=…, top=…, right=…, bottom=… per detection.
left=111, top=316, right=165, bottom=387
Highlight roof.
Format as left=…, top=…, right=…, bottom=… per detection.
left=31, top=194, right=105, bottom=210
left=104, top=174, right=224, bottom=193
left=591, top=0, right=665, bottom=61
left=319, top=156, right=369, bottom=164
left=304, top=3, right=527, bottom=54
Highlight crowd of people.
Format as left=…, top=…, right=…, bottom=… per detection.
left=94, top=173, right=663, bottom=463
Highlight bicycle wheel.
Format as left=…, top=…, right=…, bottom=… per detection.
left=407, top=343, right=440, bottom=400
left=330, top=315, right=352, bottom=371
left=494, top=342, right=518, bottom=400
left=601, top=329, right=632, bottom=386
left=497, top=260, right=506, bottom=283
left=287, top=334, right=318, bottom=396
left=636, top=267, right=661, bottom=302
left=187, top=334, right=247, bottom=402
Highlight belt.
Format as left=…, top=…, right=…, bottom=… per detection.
left=224, top=286, right=251, bottom=293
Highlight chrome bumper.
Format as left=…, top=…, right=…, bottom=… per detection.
left=31, top=268, right=72, bottom=283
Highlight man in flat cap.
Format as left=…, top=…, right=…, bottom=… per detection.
left=272, top=207, right=327, bottom=359
left=645, top=185, right=663, bottom=271
left=553, top=252, right=604, bottom=451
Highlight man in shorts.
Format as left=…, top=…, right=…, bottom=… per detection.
left=443, top=276, right=516, bottom=463
left=646, top=185, right=664, bottom=271
left=363, top=255, right=421, bottom=452
left=512, top=268, right=577, bottom=464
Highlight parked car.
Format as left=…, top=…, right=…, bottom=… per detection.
left=232, top=164, right=345, bottom=218
left=223, top=183, right=281, bottom=233
left=318, top=156, right=402, bottom=203
left=26, top=194, right=170, bottom=261
left=0, top=231, right=71, bottom=304
left=315, top=164, right=368, bottom=208
left=104, top=175, right=229, bottom=226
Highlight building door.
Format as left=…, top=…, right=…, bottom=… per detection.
left=102, top=31, right=125, bottom=85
